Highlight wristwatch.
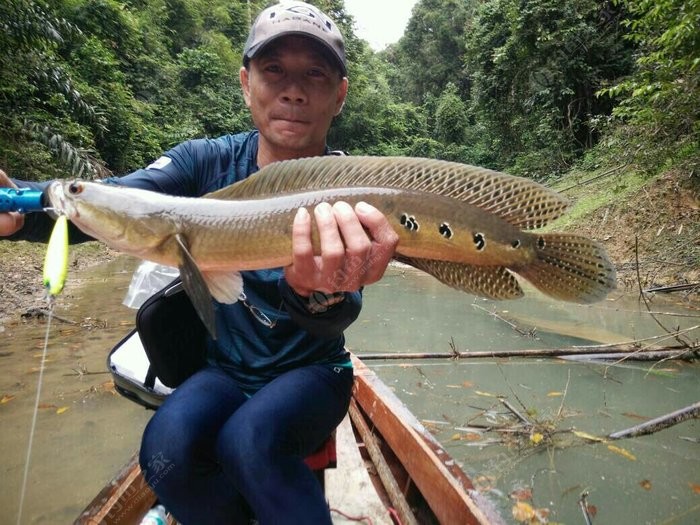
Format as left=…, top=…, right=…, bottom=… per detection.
left=305, top=291, right=346, bottom=314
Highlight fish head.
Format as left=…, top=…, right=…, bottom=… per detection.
left=47, top=180, right=174, bottom=255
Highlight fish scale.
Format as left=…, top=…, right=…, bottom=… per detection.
left=212, top=156, right=570, bottom=230
left=47, top=156, right=616, bottom=336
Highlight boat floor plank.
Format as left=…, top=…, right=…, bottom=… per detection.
left=327, top=415, right=392, bottom=524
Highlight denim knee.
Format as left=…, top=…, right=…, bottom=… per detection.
left=139, top=413, right=186, bottom=486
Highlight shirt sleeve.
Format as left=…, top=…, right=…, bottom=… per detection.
left=6, top=140, right=206, bottom=243
left=278, top=279, right=363, bottom=339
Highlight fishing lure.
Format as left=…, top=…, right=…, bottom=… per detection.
left=43, top=215, right=69, bottom=297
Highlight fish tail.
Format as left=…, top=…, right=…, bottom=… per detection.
left=518, top=233, right=616, bottom=303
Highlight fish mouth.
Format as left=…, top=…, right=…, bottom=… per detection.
left=47, top=181, right=75, bottom=218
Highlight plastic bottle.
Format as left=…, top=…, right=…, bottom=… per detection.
left=140, top=504, right=167, bottom=525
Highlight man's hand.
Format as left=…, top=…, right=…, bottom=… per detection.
left=284, top=201, right=399, bottom=297
left=0, top=169, right=24, bottom=237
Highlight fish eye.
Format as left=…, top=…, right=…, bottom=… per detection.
left=68, top=182, right=83, bottom=195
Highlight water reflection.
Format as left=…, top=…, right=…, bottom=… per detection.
left=0, top=259, right=697, bottom=523
left=347, top=265, right=699, bottom=353
left=348, top=266, right=700, bottom=524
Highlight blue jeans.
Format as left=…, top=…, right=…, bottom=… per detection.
left=139, top=364, right=354, bottom=525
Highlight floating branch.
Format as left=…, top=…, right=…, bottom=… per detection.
left=358, top=345, right=696, bottom=361
left=644, top=283, right=700, bottom=294
left=608, top=401, right=700, bottom=440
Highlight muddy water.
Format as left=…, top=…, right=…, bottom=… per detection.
left=1, top=259, right=698, bottom=524
left=0, top=257, right=150, bottom=523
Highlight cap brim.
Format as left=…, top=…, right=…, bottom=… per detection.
left=245, top=32, right=347, bottom=76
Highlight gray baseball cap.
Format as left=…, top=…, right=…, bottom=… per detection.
left=243, top=1, right=347, bottom=76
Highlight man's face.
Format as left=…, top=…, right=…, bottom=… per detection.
left=240, top=36, right=348, bottom=160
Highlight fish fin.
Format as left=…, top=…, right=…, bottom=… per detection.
left=175, top=234, right=218, bottom=339
left=202, top=270, right=243, bottom=304
left=517, top=233, right=616, bottom=303
left=397, top=256, right=524, bottom=300
left=204, top=156, right=569, bottom=229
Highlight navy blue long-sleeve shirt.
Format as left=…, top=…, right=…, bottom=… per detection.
left=8, top=130, right=359, bottom=393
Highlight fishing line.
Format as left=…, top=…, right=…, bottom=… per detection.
left=16, top=299, right=55, bottom=525
left=16, top=215, right=68, bottom=525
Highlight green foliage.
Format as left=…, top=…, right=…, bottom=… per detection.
left=463, top=0, right=633, bottom=175
left=434, top=83, right=468, bottom=145
left=598, top=0, right=700, bottom=173
left=386, top=0, right=473, bottom=104
left=0, top=0, right=693, bottom=187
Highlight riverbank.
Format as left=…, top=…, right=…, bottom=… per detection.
left=554, top=166, right=699, bottom=297
left=0, top=241, right=116, bottom=323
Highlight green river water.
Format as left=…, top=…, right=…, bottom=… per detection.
left=1, top=258, right=698, bottom=524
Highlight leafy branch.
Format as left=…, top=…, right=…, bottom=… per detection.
left=23, top=123, right=110, bottom=180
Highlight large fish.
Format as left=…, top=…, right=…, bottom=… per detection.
left=47, top=156, right=616, bottom=336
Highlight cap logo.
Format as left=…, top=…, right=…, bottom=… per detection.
left=282, top=4, right=333, bottom=32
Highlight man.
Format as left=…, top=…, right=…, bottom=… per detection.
left=0, top=2, right=399, bottom=523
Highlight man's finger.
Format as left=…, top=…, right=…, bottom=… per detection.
left=332, top=201, right=371, bottom=289
left=0, top=212, right=24, bottom=237
left=0, top=170, right=23, bottom=236
left=0, top=169, right=16, bottom=188
left=314, top=203, right=344, bottom=288
left=355, top=201, right=399, bottom=284
left=286, top=207, right=316, bottom=296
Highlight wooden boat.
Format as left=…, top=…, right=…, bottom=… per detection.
left=78, top=345, right=504, bottom=524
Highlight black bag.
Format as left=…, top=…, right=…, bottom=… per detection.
left=136, top=279, right=207, bottom=388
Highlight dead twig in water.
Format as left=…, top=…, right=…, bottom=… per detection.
left=556, top=369, right=571, bottom=420
left=500, top=398, right=532, bottom=427
left=472, top=304, right=538, bottom=338
left=578, top=491, right=595, bottom=525
left=608, top=401, right=700, bottom=440
left=63, top=364, right=110, bottom=379
left=602, top=327, right=699, bottom=374
left=21, top=307, right=77, bottom=325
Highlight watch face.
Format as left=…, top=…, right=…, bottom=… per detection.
left=307, top=291, right=345, bottom=314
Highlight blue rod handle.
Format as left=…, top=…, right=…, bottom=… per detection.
left=0, top=187, right=45, bottom=213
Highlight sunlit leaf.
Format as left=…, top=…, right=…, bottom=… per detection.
left=512, top=501, right=550, bottom=523
left=607, top=444, right=637, bottom=461
left=475, top=390, right=497, bottom=397
left=573, top=430, right=606, bottom=443
left=546, top=391, right=563, bottom=397
left=530, top=432, right=544, bottom=444
left=56, top=406, right=69, bottom=415
left=512, top=501, right=536, bottom=522
left=1, top=394, right=16, bottom=404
